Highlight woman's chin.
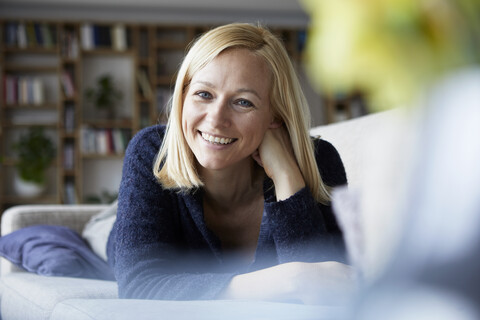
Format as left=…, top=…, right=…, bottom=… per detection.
left=196, top=157, right=255, bottom=173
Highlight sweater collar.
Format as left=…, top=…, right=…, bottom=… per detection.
left=182, top=188, right=223, bottom=262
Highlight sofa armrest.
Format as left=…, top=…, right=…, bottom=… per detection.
left=1, top=204, right=109, bottom=236
left=1, top=204, right=109, bottom=275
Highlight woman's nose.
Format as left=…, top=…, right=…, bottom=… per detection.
left=206, top=98, right=231, bottom=127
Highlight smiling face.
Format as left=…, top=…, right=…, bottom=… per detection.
left=182, top=48, right=276, bottom=173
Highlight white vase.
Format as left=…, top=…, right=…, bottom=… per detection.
left=13, top=172, right=46, bottom=198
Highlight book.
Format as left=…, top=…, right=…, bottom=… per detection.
left=80, top=126, right=96, bottom=154
left=25, top=22, right=37, bottom=47
left=136, top=69, right=152, bottom=99
left=41, top=23, right=54, bottom=48
left=17, top=23, right=27, bottom=48
left=106, top=129, right=115, bottom=153
left=6, top=22, right=18, bottom=47
left=94, top=25, right=112, bottom=48
left=112, top=24, right=127, bottom=51
left=19, top=77, right=29, bottom=105
left=32, top=78, right=44, bottom=105
left=61, top=71, right=75, bottom=98
left=27, top=77, right=34, bottom=104
left=95, top=129, right=109, bottom=154
left=61, top=29, right=79, bottom=58
left=81, top=23, right=93, bottom=50
left=4, top=76, right=16, bottom=105
left=34, top=23, right=43, bottom=46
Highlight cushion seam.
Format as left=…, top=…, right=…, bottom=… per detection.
left=1, top=277, right=52, bottom=317
left=53, top=300, right=97, bottom=320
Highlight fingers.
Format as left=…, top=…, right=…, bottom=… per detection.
left=255, top=126, right=300, bottom=185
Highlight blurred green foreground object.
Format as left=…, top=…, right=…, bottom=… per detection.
left=301, top=0, right=480, bottom=111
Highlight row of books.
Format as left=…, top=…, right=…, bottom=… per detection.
left=3, top=76, right=45, bottom=105
left=81, top=23, right=130, bottom=51
left=4, top=22, right=57, bottom=49
left=80, top=127, right=131, bottom=155
left=60, top=29, right=79, bottom=59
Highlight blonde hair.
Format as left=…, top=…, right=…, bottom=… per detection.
left=153, top=23, right=331, bottom=204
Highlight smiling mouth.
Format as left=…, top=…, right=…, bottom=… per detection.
left=200, top=131, right=236, bottom=145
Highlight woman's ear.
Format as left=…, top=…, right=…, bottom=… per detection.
left=269, top=118, right=283, bottom=129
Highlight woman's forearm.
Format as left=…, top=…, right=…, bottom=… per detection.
left=220, top=262, right=299, bottom=302
left=271, top=167, right=305, bottom=201
left=220, top=261, right=356, bottom=305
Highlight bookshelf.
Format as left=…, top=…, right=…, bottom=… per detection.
left=0, top=19, right=307, bottom=212
left=59, top=22, right=80, bottom=204
left=1, top=20, right=61, bottom=209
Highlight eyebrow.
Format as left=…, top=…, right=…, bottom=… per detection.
left=193, top=80, right=262, bottom=101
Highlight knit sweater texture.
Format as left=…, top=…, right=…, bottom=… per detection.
left=107, top=125, right=347, bottom=300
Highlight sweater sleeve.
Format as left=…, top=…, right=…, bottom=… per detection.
left=107, top=126, right=235, bottom=300
left=264, top=138, right=347, bottom=264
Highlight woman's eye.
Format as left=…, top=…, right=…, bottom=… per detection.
left=235, top=99, right=254, bottom=108
left=196, top=91, right=212, bottom=99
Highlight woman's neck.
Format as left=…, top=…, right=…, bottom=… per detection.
left=201, top=159, right=265, bottom=258
left=199, top=159, right=264, bottom=210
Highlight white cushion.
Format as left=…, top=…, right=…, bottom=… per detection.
left=0, top=273, right=117, bottom=320
left=82, top=201, right=117, bottom=261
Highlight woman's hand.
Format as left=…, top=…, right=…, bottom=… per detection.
left=252, top=126, right=305, bottom=201
left=222, top=261, right=357, bottom=305
left=293, top=261, right=357, bottom=305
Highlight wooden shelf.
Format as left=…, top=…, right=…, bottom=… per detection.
left=137, top=58, right=151, bottom=66
left=81, top=119, right=132, bottom=128
left=61, top=95, right=79, bottom=102
left=3, top=47, right=59, bottom=54
left=4, top=65, right=58, bottom=73
left=81, top=153, right=125, bottom=159
left=1, top=122, right=58, bottom=128
left=61, top=58, right=79, bottom=64
left=155, top=42, right=187, bottom=50
left=61, top=170, right=76, bottom=176
left=82, top=49, right=134, bottom=56
left=4, top=104, right=58, bottom=109
left=1, top=158, right=59, bottom=167
left=59, top=132, right=78, bottom=139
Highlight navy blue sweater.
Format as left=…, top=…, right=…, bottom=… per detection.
left=107, top=125, right=347, bottom=300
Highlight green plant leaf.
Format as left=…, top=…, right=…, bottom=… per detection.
left=12, top=127, right=56, bottom=184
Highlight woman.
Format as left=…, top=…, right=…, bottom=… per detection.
left=107, top=23, right=353, bottom=304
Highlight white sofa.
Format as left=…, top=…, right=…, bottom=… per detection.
left=0, top=110, right=401, bottom=320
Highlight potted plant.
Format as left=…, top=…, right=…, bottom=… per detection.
left=85, top=74, right=123, bottom=119
left=12, top=127, right=56, bottom=197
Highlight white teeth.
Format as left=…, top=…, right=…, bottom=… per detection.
left=201, top=132, right=234, bottom=145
